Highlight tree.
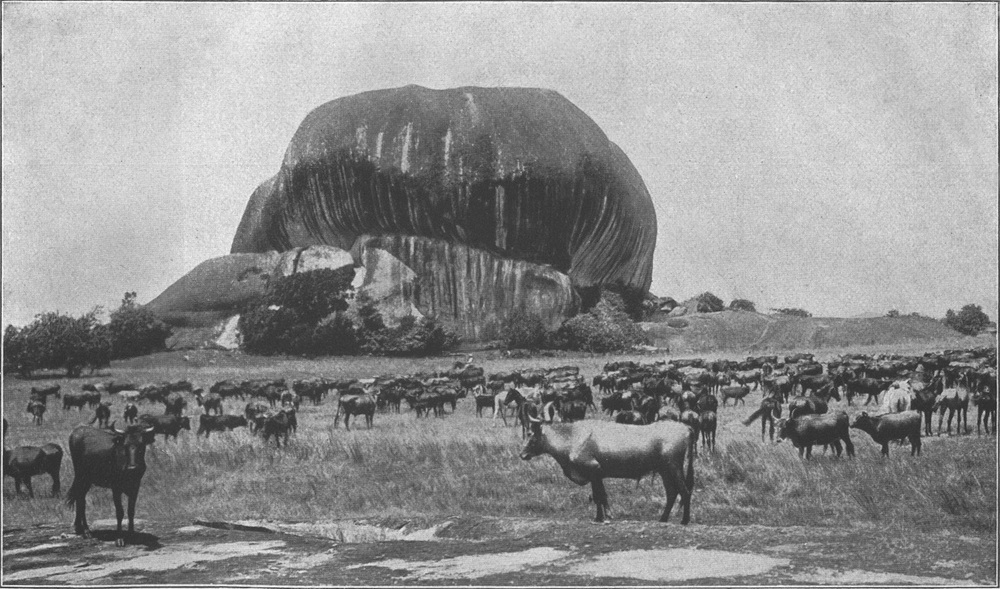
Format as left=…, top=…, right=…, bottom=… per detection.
left=886, top=309, right=900, bottom=318
left=10, top=310, right=103, bottom=377
left=695, top=292, right=725, bottom=313
left=943, top=304, right=991, bottom=336
left=500, top=310, right=548, bottom=349
left=107, top=292, right=172, bottom=359
left=729, top=299, right=757, bottom=313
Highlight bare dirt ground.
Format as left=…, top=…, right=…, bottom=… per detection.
left=3, top=514, right=994, bottom=585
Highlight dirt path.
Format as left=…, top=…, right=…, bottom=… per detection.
left=3, top=516, right=994, bottom=585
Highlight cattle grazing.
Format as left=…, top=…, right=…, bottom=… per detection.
left=63, top=391, right=96, bottom=411
left=4, top=443, right=63, bottom=497
left=261, top=409, right=296, bottom=447
left=934, top=388, right=971, bottom=436
left=123, top=403, right=138, bottom=424
left=197, top=414, right=248, bottom=437
left=27, top=399, right=46, bottom=425
left=520, top=419, right=695, bottom=524
left=699, top=411, right=717, bottom=452
left=558, top=400, right=588, bottom=423
left=850, top=411, right=921, bottom=457
left=66, top=425, right=155, bottom=546
left=161, top=391, right=187, bottom=417
left=719, top=385, right=751, bottom=406
left=973, top=389, right=996, bottom=435
left=89, top=401, right=112, bottom=429
left=474, top=392, right=496, bottom=417
left=787, top=395, right=829, bottom=419
left=137, top=414, right=191, bottom=442
left=776, top=412, right=855, bottom=460
left=845, top=378, right=892, bottom=406
left=743, top=397, right=783, bottom=442
left=30, top=384, right=61, bottom=401
left=195, top=390, right=224, bottom=415
left=335, top=393, right=376, bottom=431
left=244, top=402, right=270, bottom=432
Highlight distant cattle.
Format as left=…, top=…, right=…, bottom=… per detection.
left=27, top=399, right=46, bottom=425
left=161, top=392, right=187, bottom=417
left=89, top=401, right=112, bottom=429
left=335, top=394, right=376, bottom=431
left=123, top=403, right=138, bottom=424
left=699, top=411, right=717, bottom=452
left=195, top=390, right=224, bottom=415
left=743, top=396, right=783, bottom=442
left=719, top=385, right=751, bottom=406
left=261, top=409, right=296, bottom=447
left=777, top=412, right=855, bottom=460
left=4, top=443, right=63, bottom=497
left=137, top=414, right=190, bottom=442
left=197, top=414, right=248, bottom=438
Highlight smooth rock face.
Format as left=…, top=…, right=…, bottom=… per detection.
left=231, top=85, right=656, bottom=290
left=353, top=234, right=576, bottom=341
left=273, top=245, right=355, bottom=279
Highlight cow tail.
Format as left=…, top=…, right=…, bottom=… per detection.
left=742, top=407, right=762, bottom=426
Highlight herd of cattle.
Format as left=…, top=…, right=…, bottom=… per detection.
left=3, top=346, right=997, bottom=541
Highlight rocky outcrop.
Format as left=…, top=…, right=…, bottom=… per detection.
left=231, top=85, right=656, bottom=291
left=353, top=234, right=575, bottom=340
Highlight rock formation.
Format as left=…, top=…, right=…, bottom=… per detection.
left=151, top=85, right=658, bottom=342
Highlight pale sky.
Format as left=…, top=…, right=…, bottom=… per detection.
left=3, top=3, right=998, bottom=327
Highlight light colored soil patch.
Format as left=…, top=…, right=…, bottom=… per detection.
left=2, top=540, right=285, bottom=584
left=792, top=567, right=971, bottom=585
left=2, top=542, right=71, bottom=557
left=215, top=519, right=452, bottom=543
left=348, top=546, right=570, bottom=580
left=564, top=549, right=790, bottom=582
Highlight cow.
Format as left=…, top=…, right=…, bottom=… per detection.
left=743, top=396, right=783, bottom=442
left=197, top=414, right=248, bottom=438
left=27, top=399, right=46, bottom=425
left=137, top=414, right=190, bottom=442
left=117, top=390, right=141, bottom=403
left=495, top=389, right=526, bottom=426
left=845, top=378, right=892, bottom=406
left=89, top=401, right=112, bottom=429
left=719, top=385, right=751, bottom=406
left=335, top=394, right=376, bottom=431
left=699, top=411, right=717, bottom=452
left=474, top=391, right=496, bottom=417
left=123, top=403, right=138, bottom=424
left=881, top=386, right=912, bottom=414
left=850, top=411, right=921, bottom=457
left=261, top=410, right=296, bottom=447
left=62, top=391, right=92, bottom=411
left=244, top=402, right=270, bottom=432
left=615, top=410, right=648, bottom=425
left=65, top=425, right=155, bottom=546
left=520, top=419, right=695, bottom=524
left=776, top=412, right=855, bottom=460
left=29, top=384, right=61, bottom=402
left=973, top=389, right=996, bottom=435
left=195, top=390, right=224, bottom=415
left=787, top=395, right=829, bottom=418
left=934, top=388, right=971, bottom=436
left=280, top=390, right=301, bottom=411
left=161, top=392, right=187, bottom=417
left=679, top=410, right=700, bottom=453
left=558, top=400, right=588, bottom=423
left=4, top=443, right=63, bottom=497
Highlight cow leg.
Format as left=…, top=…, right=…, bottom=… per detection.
left=74, top=490, right=92, bottom=537
left=125, top=491, right=140, bottom=546
left=880, top=442, right=889, bottom=457
left=344, top=413, right=351, bottom=432
left=591, top=479, right=609, bottom=522
left=911, top=434, right=921, bottom=456
left=113, top=490, right=126, bottom=546
left=50, top=469, right=60, bottom=496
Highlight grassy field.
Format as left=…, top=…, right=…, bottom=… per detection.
left=2, top=344, right=996, bottom=540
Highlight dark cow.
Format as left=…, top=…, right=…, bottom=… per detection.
left=66, top=425, right=155, bottom=546
left=776, top=412, right=855, bottom=460
left=520, top=419, right=695, bottom=523
left=615, top=410, right=648, bottom=425
left=934, top=388, right=971, bottom=436
left=788, top=395, right=829, bottom=419
left=244, top=402, right=270, bottom=432
left=679, top=410, right=700, bottom=453
left=743, top=396, right=783, bottom=442
left=973, top=389, right=996, bottom=435
left=558, top=400, right=588, bottom=423
left=27, top=399, right=46, bottom=425
left=851, top=411, right=921, bottom=457
left=474, top=392, right=496, bottom=417
left=162, top=392, right=187, bottom=417
left=845, top=378, right=892, bottom=406
left=89, top=401, right=112, bottom=429
left=261, top=409, right=296, bottom=447
left=123, top=403, right=138, bottom=424
left=280, top=390, right=301, bottom=411
left=335, top=394, right=376, bottom=431
left=30, top=384, right=61, bottom=402
left=210, top=379, right=245, bottom=401
left=198, top=414, right=248, bottom=437
left=4, top=443, right=63, bottom=497
left=195, top=390, right=224, bottom=415
left=63, top=391, right=93, bottom=411
left=699, top=411, right=717, bottom=452
left=137, top=414, right=191, bottom=442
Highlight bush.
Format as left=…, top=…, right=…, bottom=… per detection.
left=696, top=292, right=725, bottom=313
left=729, top=299, right=757, bottom=313
left=943, top=304, right=992, bottom=336
left=552, top=291, right=647, bottom=353
left=577, top=282, right=647, bottom=321
left=239, top=268, right=357, bottom=356
left=500, top=310, right=547, bottom=349
left=356, top=301, right=459, bottom=356
left=886, top=309, right=900, bottom=318
left=772, top=307, right=812, bottom=318
left=6, top=310, right=104, bottom=377
left=107, top=292, right=172, bottom=359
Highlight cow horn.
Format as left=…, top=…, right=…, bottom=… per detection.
left=528, top=415, right=543, bottom=423
left=110, top=426, right=125, bottom=435
left=143, top=426, right=155, bottom=434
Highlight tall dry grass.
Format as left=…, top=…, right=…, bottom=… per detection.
left=3, top=349, right=996, bottom=537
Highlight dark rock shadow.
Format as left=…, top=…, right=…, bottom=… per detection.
left=88, top=530, right=162, bottom=549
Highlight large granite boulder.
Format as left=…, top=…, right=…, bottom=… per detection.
left=231, top=85, right=656, bottom=290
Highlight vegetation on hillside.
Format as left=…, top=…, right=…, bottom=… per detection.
left=771, top=307, right=812, bottom=318
left=943, top=304, right=992, bottom=336
left=729, top=298, right=757, bottom=313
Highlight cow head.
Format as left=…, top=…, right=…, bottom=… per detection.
left=851, top=412, right=874, bottom=431
left=774, top=418, right=791, bottom=443
left=180, top=416, right=191, bottom=430
left=111, top=426, right=155, bottom=471
left=519, top=417, right=546, bottom=460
